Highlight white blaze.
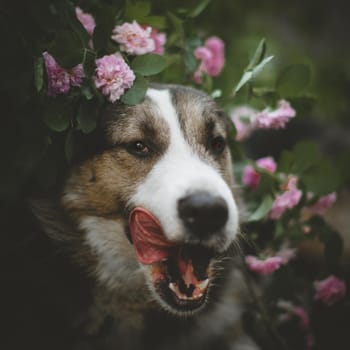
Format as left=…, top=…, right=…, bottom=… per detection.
left=130, top=88, right=238, bottom=250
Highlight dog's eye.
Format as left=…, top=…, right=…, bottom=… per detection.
left=127, top=141, right=151, bottom=157
left=210, top=136, right=226, bottom=155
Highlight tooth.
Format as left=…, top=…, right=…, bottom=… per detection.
left=169, top=283, right=186, bottom=300
left=193, top=293, right=203, bottom=300
left=169, top=281, right=206, bottom=301
left=197, top=278, right=209, bottom=291
left=169, top=282, right=177, bottom=293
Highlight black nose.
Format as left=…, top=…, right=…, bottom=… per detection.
left=178, top=191, right=228, bottom=237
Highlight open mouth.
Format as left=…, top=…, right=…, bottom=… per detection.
left=129, top=207, right=216, bottom=313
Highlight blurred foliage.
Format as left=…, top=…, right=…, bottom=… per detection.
left=0, top=1, right=349, bottom=349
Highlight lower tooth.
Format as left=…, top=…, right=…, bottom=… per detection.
left=169, top=282, right=206, bottom=301
left=169, top=282, right=177, bottom=293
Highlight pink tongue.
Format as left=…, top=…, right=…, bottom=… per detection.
left=129, top=208, right=202, bottom=287
left=129, top=208, right=175, bottom=264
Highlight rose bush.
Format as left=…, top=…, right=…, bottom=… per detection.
left=1, top=1, right=349, bottom=349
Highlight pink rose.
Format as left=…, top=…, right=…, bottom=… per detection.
left=193, top=36, right=225, bottom=83
left=256, top=157, right=277, bottom=173
left=307, top=192, right=337, bottom=216
left=306, top=334, right=315, bottom=350
left=270, top=188, right=302, bottom=219
left=230, top=106, right=257, bottom=141
left=245, top=255, right=283, bottom=275
left=43, top=52, right=84, bottom=97
left=150, top=28, right=166, bottom=55
left=69, top=64, right=84, bottom=87
left=278, top=301, right=310, bottom=329
left=277, top=301, right=314, bottom=349
left=242, top=156, right=277, bottom=189
left=293, top=306, right=310, bottom=330
left=254, top=100, right=296, bottom=129
left=242, top=165, right=261, bottom=189
left=230, top=101, right=295, bottom=140
left=282, top=175, right=299, bottom=191
left=276, top=248, right=297, bottom=264
left=75, top=7, right=96, bottom=36
left=314, top=275, right=346, bottom=305
left=94, top=53, right=135, bottom=102
left=112, top=21, right=155, bottom=55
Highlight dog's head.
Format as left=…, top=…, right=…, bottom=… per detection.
left=62, top=84, right=240, bottom=316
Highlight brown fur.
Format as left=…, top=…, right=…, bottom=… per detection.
left=2, top=85, right=257, bottom=350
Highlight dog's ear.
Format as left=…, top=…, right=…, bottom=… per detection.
left=216, top=110, right=236, bottom=141
left=216, top=109, right=239, bottom=160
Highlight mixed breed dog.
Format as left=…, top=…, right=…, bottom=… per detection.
left=2, top=85, right=258, bottom=349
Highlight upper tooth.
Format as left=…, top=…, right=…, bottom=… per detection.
left=169, top=282, right=178, bottom=294
left=197, top=278, right=209, bottom=291
left=168, top=280, right=209, bottom=301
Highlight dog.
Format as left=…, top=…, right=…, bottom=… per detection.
left=1, top=84, right=257, bottom=350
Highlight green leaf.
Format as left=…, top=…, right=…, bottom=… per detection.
left=76, top=99, right=99, bottom=134
left=234, top=56, right=274, bottom=94
left=309, top=217, right=343, bottom=265
left=184, top=50, right=197, bottom=73
left=248, top=195, right=274, bottom=222
left=187, top=0, right=211, bottom=18
left=274, top=220, right=285, bottom=237
left=303, top=162, right=341, bottom=195
left=93, top=6, right=117, bottom=54
left=276, top=64, right=312, bottom=97
left=277, top=150, right=294, bottom=174
left=58, top=1, right=90, bottom=47
left=278, top=141, right=342, bottom=195
left=125, top=1, right=151, bottom=21
left=144, top=16, right=167, bottom=29
left=260, top=90, right=279, bottom=107
left=167, top=12, right=184, bottom=47
left=255, top=171, right=280, bottom=196
left=278, top=141, right=320, bottom=174
left=131, top=54, right=167, bottom=76
left=201, top=74, right=213, bottom=93
left=251, top=55, right=274, bottom=76
left=34, top=56, right=44, bottom=92
left=44, top=106, right=70, bottom=132
left=49, top=30, right=84, bottom=68
left=81, top=85, right=94, bottom=100
left=247, top=38, right=266, bottom=70
left=288, top=95, right=316, bottom=114
left=82, top=49, right=96, bottom=78
left=121, top=74, right=147, bottom=105
left=184, top=37, right=202, bottom=73
left=65, top=129, right=75, bottom=162
left=234, top=71, right=253, bottom=94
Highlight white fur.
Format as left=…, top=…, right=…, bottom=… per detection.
left=130, top=88, right=239, bottom=251
left=80, top=216, right=147, bottom=296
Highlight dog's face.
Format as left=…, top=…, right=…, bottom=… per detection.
left=62, top=85, right=239, bottom=316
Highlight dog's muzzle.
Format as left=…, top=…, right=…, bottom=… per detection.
left=128, top=200, right=233, bottom=314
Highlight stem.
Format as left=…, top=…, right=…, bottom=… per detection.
left=241, top=261, right=290, bottom=350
